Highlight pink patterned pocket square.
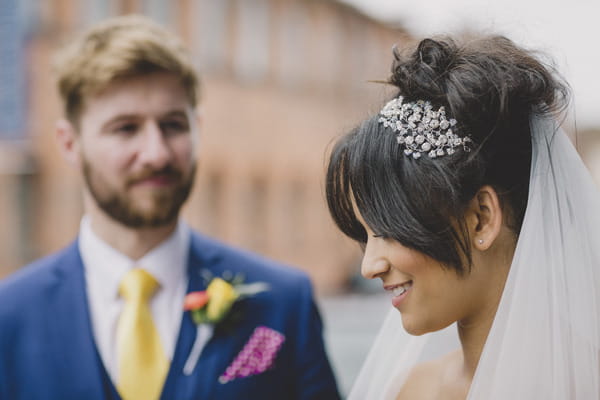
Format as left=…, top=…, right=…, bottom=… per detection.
left=219, top=326, right=285, bottom=384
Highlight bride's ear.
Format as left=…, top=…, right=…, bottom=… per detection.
left=466, top=185, right=503, bottom=251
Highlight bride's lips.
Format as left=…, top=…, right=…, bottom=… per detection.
left=384, top=280, right=413, bottom=308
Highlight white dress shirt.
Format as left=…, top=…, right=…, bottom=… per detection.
left=79, top=216, right=190, bottom=382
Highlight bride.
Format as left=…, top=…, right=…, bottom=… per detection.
left=326, top=35, right=600, bottom=399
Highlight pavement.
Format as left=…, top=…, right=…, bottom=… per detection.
left=317, top=292, right=390, bottom=397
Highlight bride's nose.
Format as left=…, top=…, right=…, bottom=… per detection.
left=361, top=242, right=390, bottom=279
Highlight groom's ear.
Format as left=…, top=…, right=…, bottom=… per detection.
left=465, top=185, right=503, bottom=251
left=56, top=118, right=81, bottom=168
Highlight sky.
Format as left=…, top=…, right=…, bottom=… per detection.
left=340, top=0, right=599, bottom=129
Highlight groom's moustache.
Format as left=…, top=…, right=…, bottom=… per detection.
left=126, top=165, right=185, bottom=186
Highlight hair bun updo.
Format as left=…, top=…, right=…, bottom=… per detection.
left=326, top=34, right=569, bottom=274
left=389, top=36, right=568, bottom=144
left=389, top=38, right=456, bottom=105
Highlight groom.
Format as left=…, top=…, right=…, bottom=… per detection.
left=0, top=15, right=339, bottom=400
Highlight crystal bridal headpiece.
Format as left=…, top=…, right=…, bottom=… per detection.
left=378, top=96, right=473, bottom=159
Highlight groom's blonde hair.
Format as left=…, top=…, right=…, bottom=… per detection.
left=54, top=14, right=200, bottom=124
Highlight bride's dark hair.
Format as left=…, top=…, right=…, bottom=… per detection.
left=326, top=35, right=569, bottom=273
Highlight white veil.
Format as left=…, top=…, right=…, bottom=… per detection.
left=348, top=116, right=600, bottom=399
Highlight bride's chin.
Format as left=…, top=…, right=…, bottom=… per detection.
left=401, top=316, right=427, bottom=336
left=401, top=315, right=446, bottom=336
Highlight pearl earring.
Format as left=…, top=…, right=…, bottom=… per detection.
left=478, top=239, right=484, bottom=245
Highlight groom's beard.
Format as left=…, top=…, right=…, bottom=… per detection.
left=82, top=159, right=196, bottom=228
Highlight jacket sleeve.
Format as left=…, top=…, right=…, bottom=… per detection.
left=287, top=275, right=341, bottom=400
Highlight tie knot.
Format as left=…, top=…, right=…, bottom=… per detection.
left=119, top=268, right=159, bottom=302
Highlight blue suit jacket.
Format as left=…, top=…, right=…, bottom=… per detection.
left=0, top=232, right=340, bottom=399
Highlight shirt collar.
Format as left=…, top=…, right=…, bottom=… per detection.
left=79, top=216, right=190, bottom=300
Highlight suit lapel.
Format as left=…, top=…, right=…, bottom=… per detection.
left=48, top=242, right=116, bottom=399
left=161, top=233, right=228, bottom=400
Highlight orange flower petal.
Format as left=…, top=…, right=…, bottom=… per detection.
left=184, top=291, right=209, bottom=310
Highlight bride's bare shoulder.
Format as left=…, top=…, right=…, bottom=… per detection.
left=396, top=350, right=462, bottom=400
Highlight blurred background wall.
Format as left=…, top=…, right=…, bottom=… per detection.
left=0, top=0, right=412, bottom=294
left=3, top=0, right=599, bottom=293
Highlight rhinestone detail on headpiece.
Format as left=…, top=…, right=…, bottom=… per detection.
left=378, top=96, right=472, bottom=159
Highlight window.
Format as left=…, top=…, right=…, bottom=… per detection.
left=81, top=0, right=112, bottom=25
left=0, top=0, right=28, bottom=141
left=142, top=0, right=172, bottom=26
left=232, top=0, right=270, bottom=83
left=243, top=177, right=268, bottom=252
left=276, top=1, right=309, bottom=88
left=284, top=180, right=307, bottom=250
left=203, top=171, right=224, bottom=237
left=194, top=0, right=231, bottom=72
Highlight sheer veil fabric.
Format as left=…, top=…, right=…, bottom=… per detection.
left=348, top=116, right=600, bottom=399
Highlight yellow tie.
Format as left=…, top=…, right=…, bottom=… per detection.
left=117, top=268, right=169, bottom=400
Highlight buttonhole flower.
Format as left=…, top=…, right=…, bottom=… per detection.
left=182, top=274, right=269, bottom=375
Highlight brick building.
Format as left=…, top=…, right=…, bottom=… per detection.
left=0, top=0, right=412, bottom=293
